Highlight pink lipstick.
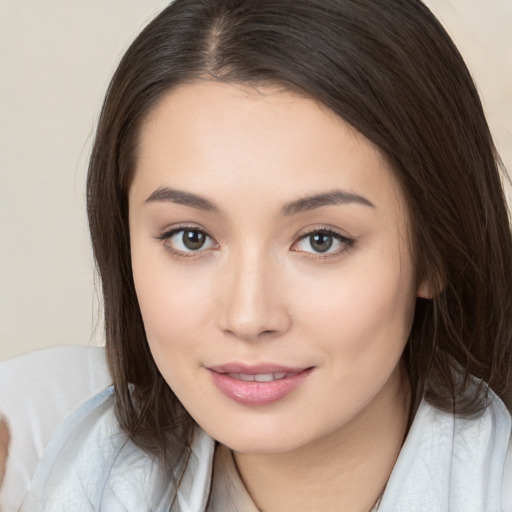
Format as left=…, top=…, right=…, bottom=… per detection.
left=207, top=363, right=313, bottom=406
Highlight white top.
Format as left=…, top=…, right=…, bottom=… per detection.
left=1, top=346, right=512, bottom=511
left=209, top=443, right=259, bottom=512
left=0, top=346, right=112, bottom=510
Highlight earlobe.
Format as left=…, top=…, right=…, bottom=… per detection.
left=416, top=277, right=442, bottom=299
left=416, top=280, right=432, bottom=299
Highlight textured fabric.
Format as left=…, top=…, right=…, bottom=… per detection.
left=2, top=346, right=512, bottom=511
left=0, top=346, right=112, bottom=511
left=378, top=396, right=512, bottom=511
left=18, top=387, right=214, bottom=512
left=20, top=386, right=512, bottom=512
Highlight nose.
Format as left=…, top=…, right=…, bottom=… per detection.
left=217, top=249, right=291, bottom=342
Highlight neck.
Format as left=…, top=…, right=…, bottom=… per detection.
left=233, top=366, right=410, bottom=512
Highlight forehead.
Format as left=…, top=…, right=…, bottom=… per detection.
left=131, top=81, right=406, bottom=217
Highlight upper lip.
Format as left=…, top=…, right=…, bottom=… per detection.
left=207, top=363, right=310, bottom=374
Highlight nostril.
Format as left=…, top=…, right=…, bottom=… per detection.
left=217, top=283, right=291, bottom=340
left=223, top=327, right=279, bottom=342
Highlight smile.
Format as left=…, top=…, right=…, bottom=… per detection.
left=228, top=372, right=288, bottom=382
left=207, top=364, right=314, bottom=406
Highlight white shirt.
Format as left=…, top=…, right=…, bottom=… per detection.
left=1, top=347, right=512, bottom=512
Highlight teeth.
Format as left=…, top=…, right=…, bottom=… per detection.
left=228, top=372, right=289, bottom=382
left=254, top=373, right=274, bottom=382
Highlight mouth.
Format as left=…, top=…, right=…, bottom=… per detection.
left=227, top=372, right=290, bottom=382
left=207, top=364, right=314, bottom=406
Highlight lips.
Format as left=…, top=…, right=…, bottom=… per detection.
left=207, top=363, right=313, bottom=406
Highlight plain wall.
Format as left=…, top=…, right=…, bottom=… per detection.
left=1, top=0, right=511, bottom=360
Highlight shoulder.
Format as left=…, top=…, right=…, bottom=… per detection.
left=380, top=391, right=512, bottom=511
left=0, top=345, right=111, bottom=423
left=0, top=345, right=111, bottom=511
left=503, top=431, right=512, bottom=510
left=20, top=386, right=170, bottom=511
left=483, top=393, right=512, bottom=510
left=14, top=367, right=215, bottom=511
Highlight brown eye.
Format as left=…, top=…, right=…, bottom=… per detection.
left=291, top=228, right=354, bottom=257
left=182, top=230, right=207, bottom=250
left=309, top=233, right=333, bottom=253
left=158, top=227, right=217, bottom=255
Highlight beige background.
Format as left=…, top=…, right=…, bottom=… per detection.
left=1, top=0, right=511, bottom=361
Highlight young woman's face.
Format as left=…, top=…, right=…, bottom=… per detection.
left=129, top=81, right=424, bottom=454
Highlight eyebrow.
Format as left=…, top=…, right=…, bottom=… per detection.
left=145, top=187, right=219, bottom=212
left=280, top=189, right=375, bottom=216
left=144, top=186, right=374, bottom=215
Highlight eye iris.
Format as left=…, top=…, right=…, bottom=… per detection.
left=182, top=230, right=206, bottom=250
left=310, top=233, right=333, bottom=253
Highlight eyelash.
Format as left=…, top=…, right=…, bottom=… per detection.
left=156, top=225, right=217, bottom=258
left=155, top=225, right=355, bottom=260
left=291, top=227, right=355, bottom=261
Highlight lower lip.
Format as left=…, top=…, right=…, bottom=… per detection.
left=208, top=368, right=313, bottom=406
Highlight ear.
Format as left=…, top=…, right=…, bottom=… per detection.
left=417, top=280, right=433, bottom=299
left=416, top=276, right=441, bottom=299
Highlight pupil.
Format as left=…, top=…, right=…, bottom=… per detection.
left=311, top=233, right=333, bottom=253
left=183, top=230, right=206, bottom=250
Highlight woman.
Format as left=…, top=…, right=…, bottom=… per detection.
left=12, top=0, right=512, bottom=510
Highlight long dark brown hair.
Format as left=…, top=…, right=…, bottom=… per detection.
left=87, top=0, right=512, bottom=465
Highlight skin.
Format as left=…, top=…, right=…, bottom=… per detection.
left=129, top=81, right=429, bottom=511
left=0, top=416, right=9, bottom=489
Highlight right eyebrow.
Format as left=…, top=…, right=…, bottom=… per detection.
left=144, top=187, right=220, bottom=213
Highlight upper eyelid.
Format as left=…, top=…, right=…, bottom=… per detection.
left=156, top=224, right=212, bottom=240
left=291, top=226, right=355, bottom=254
left=155, top=224, right=353, bottom=248
left=295, top=226, right=352, bottom=241
left=156, top=226, right=218, bottom=258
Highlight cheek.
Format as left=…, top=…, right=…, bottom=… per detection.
left=292, top=247, right=416, bottom=362
left=131, top=243, right=214, bottom=354
left=287, top=254, right=415, bottom=420
left=131, top=257, right=218, bottom=406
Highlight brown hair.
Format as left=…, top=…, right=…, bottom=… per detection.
left=87, top=0, right=512, bottom=463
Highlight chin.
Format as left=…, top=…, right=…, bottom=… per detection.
left=202, top=417, right=325, bottom=455
left=221, top=436, right=303, bottom=455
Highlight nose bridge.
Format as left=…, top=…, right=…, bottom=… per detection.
left=219, top=244, right=289, bottom=341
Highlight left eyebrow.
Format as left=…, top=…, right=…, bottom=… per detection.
left=280, top=189, right=375, bottom=216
